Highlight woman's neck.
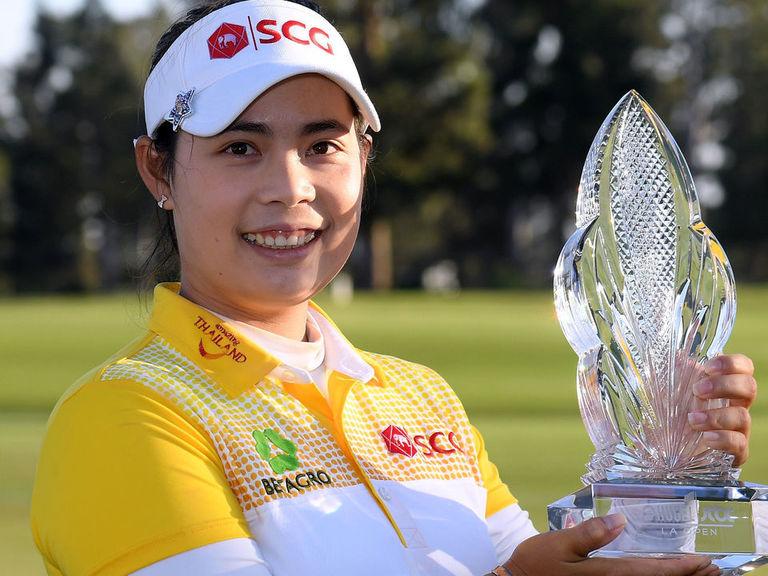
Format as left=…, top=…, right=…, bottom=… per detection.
left=179, top=285, right=311, bottom=341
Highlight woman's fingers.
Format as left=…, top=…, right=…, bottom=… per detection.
left=504, top=516, right=625, bottom=573
left=689, top=354, right=756, bottom=466
left=583, top=556, right=720, bottom=576
left=567, top=514, right=626, bottom=558
left=688, top=404, right=751, bottom=466
left=705, top=354, right=754, bottom=378
left=701, top=428, right=749, bottom=465
left=504, top=516, right=720, bottom=576
left=694, top=373, right=756, bottom=408
left=688, top=406, right=751, bottom=434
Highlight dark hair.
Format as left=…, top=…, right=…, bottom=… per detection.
left=140, top=0, right=372, bottom=288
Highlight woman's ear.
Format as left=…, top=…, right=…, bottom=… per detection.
left=361, top=133, right=373, bottom=168
left=135, top=135, right=175, bottom=210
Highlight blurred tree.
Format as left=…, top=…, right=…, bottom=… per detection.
left=0, top=151, right=11, bottom=291
left=624, top=0, right=768, bottom=281
left=4, top=0, right=492, bottom=291
left=4, top=0, right=767, bottom=292
left=321, top=0, right=492, bottom=288
left=476, top=0, right=768, bottom=286
left=474, top=0, right=658, bottom=286
left=1, top=0, right=144, bottom=292
left=720, top=2, right=768, bottom=278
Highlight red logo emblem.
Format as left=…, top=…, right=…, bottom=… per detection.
left=198, top=339, right=226, bottom=359
left=381, top=425, right=417, bottom=457
left=208, top=23, right=249, bottom=59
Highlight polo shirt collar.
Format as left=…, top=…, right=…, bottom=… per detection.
left=147, top=283, right=384, bottom=397
left=148, top=283, right=281, bottom=397
left=306, top=302, right=384, bottom=387
left=307, top=306, right=374, bottom=384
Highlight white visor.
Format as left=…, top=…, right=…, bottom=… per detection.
left=144, top=0, right=380, bottom=137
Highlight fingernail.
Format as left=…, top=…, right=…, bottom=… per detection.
left=688, top=411, right=707, bottom=426
left=601, top=513, right=625, bottom=532
left=706, top=358, right=723, bottom=374
left=694, top=379, right=713, bottom=396
left=702, top=431, right=719, bottom=443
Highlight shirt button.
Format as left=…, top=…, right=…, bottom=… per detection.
left=377, top=486, right=392, bottom=501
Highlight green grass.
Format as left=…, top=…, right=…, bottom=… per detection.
left=3, top=287, right=768, bottom=573
left=0, top=413, right=48, bottom=574
left=0, top=293, right=150, bottom=411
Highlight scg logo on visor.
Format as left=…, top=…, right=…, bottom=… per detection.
left=208, top=18, right=334, bottom=60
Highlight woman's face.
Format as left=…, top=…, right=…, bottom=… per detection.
left=164, top=75, right=367, bottom=330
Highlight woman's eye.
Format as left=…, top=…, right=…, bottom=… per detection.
left=225, top=142, right=254, bottom=155
left=309, top=141, right=337, bottom=156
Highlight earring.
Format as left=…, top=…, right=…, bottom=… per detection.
left=157, top=194, right=168, bottom=209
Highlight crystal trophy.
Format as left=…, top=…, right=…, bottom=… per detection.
left=548, top=90, right=768, bottom=573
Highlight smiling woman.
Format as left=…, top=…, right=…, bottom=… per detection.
left=139, top=75, right=369, bottom=339
left=28, top=1, right=757, bottom=576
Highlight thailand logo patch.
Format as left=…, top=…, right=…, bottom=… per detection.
left=208, top=23, right=249, bottom=59
left=381, top=425, right=418, bottom=457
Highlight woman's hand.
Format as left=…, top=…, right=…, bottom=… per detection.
left=499, top=514, right=721, bottom=576
left=688, top=354, right=756, bottom=466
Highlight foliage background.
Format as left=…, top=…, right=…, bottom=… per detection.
left=1, top=0, right=767, bottom=291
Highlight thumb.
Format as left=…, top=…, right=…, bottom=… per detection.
left=566, top=514, right=626, bottom=558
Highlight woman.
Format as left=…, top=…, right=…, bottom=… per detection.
left=31, top=1, right=755, bottom=575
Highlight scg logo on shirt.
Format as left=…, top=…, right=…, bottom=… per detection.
left=381, top=424, right=465, bottom=458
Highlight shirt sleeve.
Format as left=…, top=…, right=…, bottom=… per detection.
left=469, top=424, right=539, bottom=561
left=128, top=538, right=271, bottom=576
left=486, top=504, right=539, bottom=563
left=31, top=378, right=253, bottom=576
left=469, top=424, right=518, bottom=516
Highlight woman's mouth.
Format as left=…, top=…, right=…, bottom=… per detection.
left=242, top=230, right=317, bottom=249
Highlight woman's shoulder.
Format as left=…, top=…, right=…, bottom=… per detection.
left=358, top=349, right=448, bottom=384
left=50, top=332, right=161, bottom=409
left=47, top=329, right=205, bottom=430
left=31, top=329, right=246, bottom=576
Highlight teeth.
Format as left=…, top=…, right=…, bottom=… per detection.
left=243, top=231, right=316, bottom=249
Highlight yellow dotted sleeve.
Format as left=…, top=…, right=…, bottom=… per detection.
left=470, top=424, right=519, bottom=517
left=31, top=378, right=252, bottom=576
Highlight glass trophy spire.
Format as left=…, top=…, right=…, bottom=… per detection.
left=549, top=91, right=767, bottom=573
left=553, top=90, right=737, bottom=483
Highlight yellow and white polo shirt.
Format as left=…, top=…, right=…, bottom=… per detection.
left=31, top=284, right=521, bottom=576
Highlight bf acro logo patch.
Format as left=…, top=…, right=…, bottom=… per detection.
left=252, top=428, right=300, bottom=474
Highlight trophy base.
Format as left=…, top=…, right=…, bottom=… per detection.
left=547, top=479, right=768, bottom=575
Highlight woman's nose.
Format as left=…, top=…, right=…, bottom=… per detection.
left=258, top=154, right=316, bottom=206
